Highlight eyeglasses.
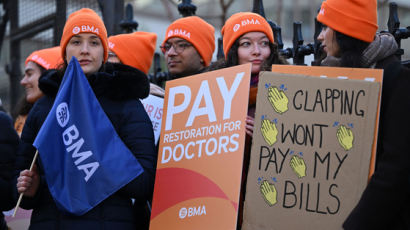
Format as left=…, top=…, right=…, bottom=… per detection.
left=160, top=42, right=192, bottom=54
left=108, top=52, right=118, bottom=58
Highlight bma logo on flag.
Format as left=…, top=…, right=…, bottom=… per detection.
left=56, top=102, right=69, bottom=128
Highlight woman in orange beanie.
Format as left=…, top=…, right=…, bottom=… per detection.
left=15, top=8, right=156, bottom=230
left=316, top=0, right=410, bottom=229
left=108, top=31, right=165, bottom=98
left=22, top=47, right=62, bottom=104
left=211, top=12, right=287, bottom=135
left=220, top=12, right=284, bottom=75
left=14, top=46, right=63, bottom=136
left=209, top=12, right=287, bottom=227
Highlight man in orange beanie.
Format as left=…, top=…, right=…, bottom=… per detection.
left=161, top=16, right=215, bottom=79
left=108, top=31, right=165, bottom=97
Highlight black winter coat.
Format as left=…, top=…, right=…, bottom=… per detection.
left=343, top=56, right=410, bottom=229
left=14, top=63, right=157, bottom=230
left=0, top=111, right=19, bottom=230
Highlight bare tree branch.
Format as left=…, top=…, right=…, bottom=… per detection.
left=167, top=0, right=178, bottom=7
left=219, top=0, right=234, bottom=27
left=377, top=0, right=390, bottom=9
left=162, top=0, right=177, bottom=21
left=276, top=0, right=283, bottom=25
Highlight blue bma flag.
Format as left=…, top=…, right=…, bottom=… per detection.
left=33, top=57, right=144, bottom=215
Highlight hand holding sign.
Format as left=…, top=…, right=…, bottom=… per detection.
left=337, top=125, right=354, bottom=151
left=268, top=86, right=289, bottom=114
left=290, top=155, right=307, bottom=178
left=260, top=180, right=277, bottom=206
left=261, top=119, right=278, bottom=146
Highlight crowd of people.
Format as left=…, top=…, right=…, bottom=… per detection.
left=1, top=0, right=409, bottom=229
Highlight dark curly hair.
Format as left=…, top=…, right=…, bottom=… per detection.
left=335, top=31, right=370, bottom=68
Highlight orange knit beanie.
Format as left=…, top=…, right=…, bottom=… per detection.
left=25, top=46, right=63, bottom=69
left=108, top=32, right=157, bottom=74
left=162, top=16, right=215, bottom=66
left=222, top=12, right=274, bottom=58
left=60, top=8, right=108, bottom=62
left=317, top=0, right=378, bottom=43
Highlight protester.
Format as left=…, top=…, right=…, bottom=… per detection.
left=316, top=0, right=410, bottom=229
left=108, top=31, right=164, bottom=97
left=0, top=111, right=19, bottom=230
left=210, top=12, right=287, bottom=135
left=217, top=12, right=287, bottom=155
left=11, top=46, right=61, bottom=229
left=161, top=16, right=215, bottom=79
left=15, top=8, right=156, bottom=229
left=108, top=31, right=159, bottom=229
left=207, top=12, right=287, bottom=227
left=14, top=46, right=62, bottom=136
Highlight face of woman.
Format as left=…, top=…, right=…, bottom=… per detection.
left=65, top=33, right=104, bottom=75
left=317, top=26, right=340, bottom=57
left=237, top=32, right=271, bottom=75
left=20, top=61, right=43, bottom=103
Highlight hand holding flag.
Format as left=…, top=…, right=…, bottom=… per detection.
left=15, top=57, right=144, bottom=216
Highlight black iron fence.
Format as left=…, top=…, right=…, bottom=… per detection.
left=0, top=0, right=408, bottom=112
left=1, top=0, right=127, bottom=113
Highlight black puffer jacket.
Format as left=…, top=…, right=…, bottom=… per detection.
left=0, top=111, right=19, bottom=230
left=343, top=52, right=410, bottom=228
left=14, top=63, right=156, bottom=230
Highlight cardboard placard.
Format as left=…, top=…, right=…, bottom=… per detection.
left=141, top=94, right=164, bottom=144
left=271, top=65, right=383, bottom=177
left=150, top=64, right=251, bottom=230
left=243, top=72, right=380, bottom=230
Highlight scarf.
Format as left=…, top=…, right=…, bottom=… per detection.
left=361, top=32, right=398, bottom=68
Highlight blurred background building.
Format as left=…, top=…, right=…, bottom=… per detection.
left=0, top=0, right=409, bottom=114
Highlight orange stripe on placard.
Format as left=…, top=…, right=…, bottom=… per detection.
left=150, top=167, right=238, bottom=219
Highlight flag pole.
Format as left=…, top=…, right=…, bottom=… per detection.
left=12, top=150, right=39, bottom=217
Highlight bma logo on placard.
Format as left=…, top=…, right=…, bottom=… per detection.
left=179, top=205, right=206, bottom=219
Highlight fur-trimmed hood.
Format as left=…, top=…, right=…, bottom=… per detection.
left=39, top=62, right=150, bottom=100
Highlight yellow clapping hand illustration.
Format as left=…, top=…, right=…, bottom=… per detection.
left=290, top=155, right=306, bottom=178
left=268, top=86, right=289, bottom=114
left=337, top=125, right=354, bottom=151
left=260, top=180, right=277, bottom=206
left=261, top=119, right=278, bottom=146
